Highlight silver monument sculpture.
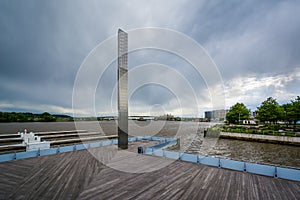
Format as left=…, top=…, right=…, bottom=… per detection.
left=117, top=29, right=128, bottom=149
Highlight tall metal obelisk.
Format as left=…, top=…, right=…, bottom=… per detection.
left=117, top=29, right=128, bottom=149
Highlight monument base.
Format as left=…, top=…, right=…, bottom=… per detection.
left=118, top=128, right=128, bottom=149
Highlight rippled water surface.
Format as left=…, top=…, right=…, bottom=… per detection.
left=0, top=121, right=299, bottom=168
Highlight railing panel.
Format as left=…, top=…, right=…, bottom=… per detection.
left=151, top=142, right=166, bottom=150
left=89, top=142, right=101, bottom=148
left=16, top=151, right=38, bottom=160
left=75, top=144, right=87, bottom=150
left=164, top=150, right=180, bottom=160
left=165, top=138, right=176, bottom=142
left=144, top=147, right=153, bottom=155
left=0, top=153, right=15, bottom=162
left=142, top=136, right=152, bottom=140
left=180, top=153, right=198, bottom=163
left=168, top=140, right=177, bottom=146
left=40, top=148, right=58, bottom=156
left=220, top=159, right=245, bottom=171
left=59, top=146, right=74, bottom=153
left=128, top=137, right=137, bottom=142
left=136, top=136, right=144, bottom=140
left=198, top=156, right=219, bottom=167
left=153, top=149, right=164, bottom=157
left=151, top=136, right=165, bottom=142
left=277, top=167, right=300, bottom=182
left=112, top=139, right=118, bottom=145
left=246, top=163, right=275, bottom=177
left=101, top=140, right=113, bottom=146
left=151, top=141, right=175, bottom=150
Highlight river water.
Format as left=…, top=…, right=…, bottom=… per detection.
left=0, top=121, right=299, bottom=168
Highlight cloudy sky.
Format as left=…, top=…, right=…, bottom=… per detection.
left=0, top=0, right=299, bottom=117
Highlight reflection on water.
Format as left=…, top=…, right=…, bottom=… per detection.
left=0, top=121, right=299, bottom=168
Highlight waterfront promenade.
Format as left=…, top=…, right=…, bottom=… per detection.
left=0, top=145, right=299, bottom=199
left=220, top=132, right=300, bottom=146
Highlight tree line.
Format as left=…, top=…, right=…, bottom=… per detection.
left=0, top=112, right=72, bottom=122
left=226, top=96, right=300, bottom=125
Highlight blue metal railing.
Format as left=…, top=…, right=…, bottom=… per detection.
left=144, top=140, right=300, bottom=182
left=0, top=139, right=114, bottom=163
left=0, top=137, right=175, bottom=164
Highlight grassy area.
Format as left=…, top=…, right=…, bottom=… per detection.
left=205, top=125, right=222, bottom=137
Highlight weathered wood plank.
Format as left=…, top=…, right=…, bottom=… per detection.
left=0, top=145, right=299, bottom=199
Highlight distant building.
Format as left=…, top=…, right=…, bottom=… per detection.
left=204, top=111, right=212, bottom=119
left=204, top=109, right=229, bottom=121
left=251, top=111, right=258, bottom=119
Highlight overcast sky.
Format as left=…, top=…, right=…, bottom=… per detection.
left=0, top=0, right=299, bottom=117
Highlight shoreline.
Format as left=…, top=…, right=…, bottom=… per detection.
left=220, top=132, right=300, bottom=146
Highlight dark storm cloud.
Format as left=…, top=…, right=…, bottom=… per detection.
left=0, top=1, right=89, bottom=111
left=0, top=0, right=129, bottom=114
left=186, top=0, right=300, bottom=78
left=0, top=0, right=299, bottom=116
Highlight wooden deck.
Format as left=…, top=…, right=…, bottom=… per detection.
left=0, top=145, right=299, bottom=199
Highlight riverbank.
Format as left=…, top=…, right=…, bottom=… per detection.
left=220, top=132, right=300, bottom=146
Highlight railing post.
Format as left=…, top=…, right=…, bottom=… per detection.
left=274, top=167, right=278, bottom=178
left=244, top=162, right=247, bottom=172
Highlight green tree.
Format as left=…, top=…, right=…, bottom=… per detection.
left=8, top=112, right=17, bottom=122
left=256, top=97, right=283, bottom=123
left=226, top=103, right=250, bottom=124
left=282, top=103, right=293, bottom=125
left=16, top=113, right=27, bottom=122
left=289, top=96, right=300, bottom=126
left=292, top=96, right=300, bottom=122
left=41, top=112, right=56, bottom=122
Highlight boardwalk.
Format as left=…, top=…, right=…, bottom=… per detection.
left=0, top=146, right=299, bottom=199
